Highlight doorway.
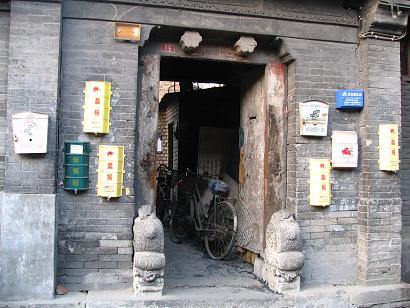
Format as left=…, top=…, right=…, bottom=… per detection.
left=138, top=31, right=287, bottom=291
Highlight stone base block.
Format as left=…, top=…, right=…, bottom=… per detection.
left=267, top=276, right=300, bottom=293
left=133, top=278, right=164, bottom=294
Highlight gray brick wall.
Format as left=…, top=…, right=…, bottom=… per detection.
left=0, top=10, right=9, bottom=192
left=5, top=1, right=61, bottom=194
left=358, top=39, right=401, bottom=286
left=57, top=18, right=138, bottom=291
left=285, top=38, right=360, bottom=286
left=401, top=75, right=410, bottom=282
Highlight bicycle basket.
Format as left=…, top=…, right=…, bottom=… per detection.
left=208, top=179, right=229, bottom=194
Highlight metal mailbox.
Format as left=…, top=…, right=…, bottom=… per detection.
left=97, top=145, right=125, bottom=198
left=64, top=141, right=90, bottom=192
left=299, top=101, right=329, bottom=137
left=12, top=112, right=48, bottom=154
left=379, top=124, right=400, bottom=171
left=332, top=131, right=358, bottom=168
left=83, top=81, right=112, bottom=134
left=309, top=159, right=331, bottom=207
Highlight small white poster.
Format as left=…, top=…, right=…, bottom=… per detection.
left=299, top=101, right=329, bottom=137
left=70, top=144, right=84, bottom=154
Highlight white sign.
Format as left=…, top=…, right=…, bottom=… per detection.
left=299, top=101, right=329, bottom=136
left=70, top=144, right=84, bottom=154
left=332, top=131, right=358, bottom=168
left=12, top=112, right=48, bottom=154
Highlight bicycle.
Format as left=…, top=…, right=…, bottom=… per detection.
left=155, top=164, right=178, bottom=221
left=169, top=169, right=238, bottom=260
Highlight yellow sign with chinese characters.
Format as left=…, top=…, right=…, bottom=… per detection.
left=379, top=124, right=399, bottom=171
left=83, top=81, right=112, bottom=134
left=97, top=145, right=125, bottom=198
left=309, top=159, right=331, bottom=206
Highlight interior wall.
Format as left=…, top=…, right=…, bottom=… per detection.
left=178, top=86, right=239, bottom=174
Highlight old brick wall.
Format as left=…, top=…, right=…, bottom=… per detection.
left=357, top=39, right=401, bottom=286
left=286, top=38, right=360, bottom=286
left=0, top=1, right=60, bottom=299
left=157, top=107, right=168, bottom=166
left=0, top=10, right=9, bottom=192
left=5, top=1, right=61, bottom=194
left=57, top=18, right=138, bottom=290
left=401, top=76, right=410, bottom=282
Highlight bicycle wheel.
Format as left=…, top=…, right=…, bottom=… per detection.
left=170, top=196, right=190, bottom=243
left=204, top=201, right=238, bottom=260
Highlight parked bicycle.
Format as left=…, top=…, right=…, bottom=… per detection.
left=156, top=164, right=178, bottom=221
left=170, top=169, right=238, bottom=260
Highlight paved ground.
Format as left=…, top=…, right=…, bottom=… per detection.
left=2, top=230, right=410, bottom=306
left=163, top=228, right=267, bottom=292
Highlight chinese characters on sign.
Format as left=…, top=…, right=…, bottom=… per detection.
left=336, top=89, right=364, bottom=109
left=97, top=145, right=125, bottom=198
left=309, top=159, right=331, bottom=206
left=83, top=81, right=112, bottom=134
left=379, top=124, right=399, bottom=171
left=299, top=101, right=329, bottom=137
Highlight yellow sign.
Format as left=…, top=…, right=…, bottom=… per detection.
left=379, top=124, right=399, bottom=171
left=83, top=81, right=112, bottom=134
left=309, top=159, right=331, bottom=207
left=114, top=22, right=141, bottom=42
left=97, top=145, right=125, bottom=198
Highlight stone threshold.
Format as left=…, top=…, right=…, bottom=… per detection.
left=1, top=284, right=410, bottom=307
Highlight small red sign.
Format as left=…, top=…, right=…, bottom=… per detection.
left=94, top=109, right=100, bottom=116
left=107, top=151, right=114, bottom=156
left=322, top=184, right=326, bottom=191
left=107, top=174, right=113, bottom=181
left=95, top=98, right=100, bottom=105
left=321, top=174, right=326, bottom=180
left=108, top=162, right=113, bottom=169
left=161, top=43, right=176, bottom=53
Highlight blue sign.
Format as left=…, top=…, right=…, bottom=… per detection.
left=336, top=90, right=364, bottom=109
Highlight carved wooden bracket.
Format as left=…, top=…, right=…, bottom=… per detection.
left=360, top=0, right=409, bottom=39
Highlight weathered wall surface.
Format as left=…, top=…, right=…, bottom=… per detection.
left=357, top=39, right=401, bottom=286
left=402, top=76, right=410, bottom=282
left=57, top=18, right=138, bottom=290
left=239, top=69, right=266, bottom=253
left=0, top=10, right=9, bottom=192
left=5, top=1, right=61, bottom=194
left=0, top=1, right=61, bottom=300
left=0, top=193, right=56, bottom=300
left=286, top=38, right=360, bottom=286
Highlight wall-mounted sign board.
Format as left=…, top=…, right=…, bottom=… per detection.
left=332, top=131, right=358, bottom=168
left=299, top=101, right=329, bottom=137
left=97, top=145, right=125, bottom=198
left=336, top=90, right=364, bottom=109
left=309, top=159, right=331, bottom=207
left=83, top=81, right=112, bottom=134
left=12, top=112, right=48, bottom=154
left=379, top=124, right=399, bottom=172
left=114, top=22, right=141, bottom=42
